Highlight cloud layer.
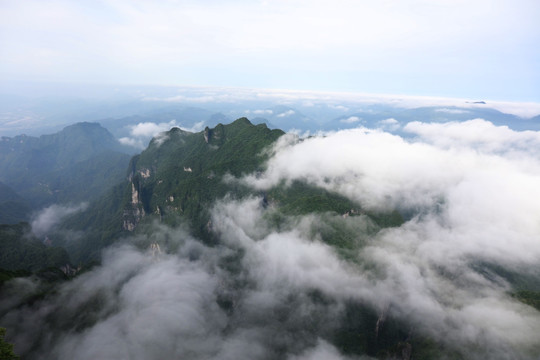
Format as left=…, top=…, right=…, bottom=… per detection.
left=0, top=224, right=365, bottom=360
left=237, top=119, right=540, bottom=355
left=3, top=119, right=540, bottom=359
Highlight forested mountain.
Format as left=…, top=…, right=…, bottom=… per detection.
left=0, top=223, right=68, bottom=273
left=59, top=118, right=289, bottom=261
left=0, top=122, right=131, bottom=208
left=1, top=118, right=539, bottom=360
left=0, top=182, right=30, bottom=224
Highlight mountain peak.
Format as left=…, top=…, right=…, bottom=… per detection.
left=231, top=117, right=252, bottom=126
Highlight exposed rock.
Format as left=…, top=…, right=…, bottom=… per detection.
left=204, top=126, right=210, bottom=143
left=150, top=243, right=162, bottom=261
left=375, top=304, right=389, bottom=339
left=401, top=342, right=412, bottom=360
left=139, top=168, right=151, bottom=178
left=131, top=182, right=140, bottom=205
left=123, top=180, right=146, bottom=231
left=123, top=219, right=136, bottom=231
left=60, top=263, right=81, bottom=277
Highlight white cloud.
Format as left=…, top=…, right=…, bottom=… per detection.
left=379, top=118, right=398, bottom=124
left=209, top=192, right=540, bottom=357
left=0, top=224, right=368, bottom=359
left=435, top=108, right=470, bottom=114
left=242, top=121, right=540, bottom=265
left=277, top=110, right=295, bottom=118
left=120, top=120, right=204, bottom=150
left=130, top=120, right=177, bottom=137
left=377, top=118, right=400, bottom=131
left=328, top=105, right=349, bottom=111
left=181, top=121, right=205, bottom=133
left=31, top=203, right=88, bottom=237
left=118, top=136, right=144, bottom=149
left=5, top=117, right=540, bottom=359
left=404, top=119, right=540, bottom=156
left=252, top=109, right=273, bottom=115
left=289, top=339, right=362, bottom=360
left=223, top=121, right=540, bottom=356
left=340, top=116, right=361, bottom=124
left=147, top=87, right=540, bottom=119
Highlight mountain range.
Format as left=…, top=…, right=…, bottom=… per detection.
left=0, top=122, right=131, bottom=222
left=0, top=116, right=539, bottom=360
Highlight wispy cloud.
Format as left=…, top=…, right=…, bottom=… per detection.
left=1, top=224, right=362, bottom=359
left=340, top=116, right=361, bottom=124
left=144, top=87, right=540, bottom=118
left=118, top=120, right=204, bottom=149
left=277, top=110, right=295, bottom=118
left=31, top=203, right=88, bottom=237
left=435, top=108, right=470, bottom=114
left=377, top=118, right=400, bottom=131
left=252, top=109, right=273, bottom=115
left=405, top=118, right=540, bottom=156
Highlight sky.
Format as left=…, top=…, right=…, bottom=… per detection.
left=0, top=0, right=539, bottom=101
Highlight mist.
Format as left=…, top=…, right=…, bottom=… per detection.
left=30, top=203, right=88, bottom=238
left=2, top=119, right=540, bottom=359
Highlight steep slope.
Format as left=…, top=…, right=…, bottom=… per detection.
left=9, top=118, right=507, bottom=360
left=0, top=223, right=69, bottom=272
left=0, top=122, right=131, bottom=207
left=123, top=118, right=284, bottom=232
left=0, top=182, right=30, bottom=224
left=61, top=118, right=285, bottom=261
left=61, top=118, right=403, bottom=264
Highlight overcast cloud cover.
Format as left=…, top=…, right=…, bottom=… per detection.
left=0, top=0, right=538, bottom=100
left=2, top=119, right=540, bottom=359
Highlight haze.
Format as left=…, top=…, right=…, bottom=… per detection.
left=1, top=1, right=540, bottom=360
left=1, top=0, right=539, bottom=100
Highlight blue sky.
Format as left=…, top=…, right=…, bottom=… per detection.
left=1, top=0, right=539, bottom=101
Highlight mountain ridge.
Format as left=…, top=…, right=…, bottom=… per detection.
left=0, top=122, right=131, bottom=208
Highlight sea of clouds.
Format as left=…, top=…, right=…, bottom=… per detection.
left=2, top=118, right=540, bottom=359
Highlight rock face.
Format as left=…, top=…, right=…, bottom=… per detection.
left=119, top=118, right=284, bottom=235
left=204, top=127, right=210, bottom=143
left=123, top=174, right=146, bottom=231
left=139, top=168, right=151, bottom=178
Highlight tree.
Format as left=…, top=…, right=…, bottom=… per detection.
left=0, top=328, right=19, bottom=360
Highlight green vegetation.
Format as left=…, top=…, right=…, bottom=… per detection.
left=0, top=268, right=31, bottom=286
left=513, top=290, right=540, bottom=311
left=0, top=328, right=19, bottom=360
left=0, top=182, right=30, bottom=224
left=59, top=181, right=132, bottom=263
left=0, top=223, right=69, bottom=272
left=0, top=122, right=130, bottom=208
left=61, top=118, right=285, bottom=262
left=23, top=150, right=131, bottom=205
left=473, top=262, right=540, bottom=311
left=3, top=117, right=533, bottom=360
left=333, top=300, right=464, bottom=360
left=58, top=118, right=405, bottom=264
